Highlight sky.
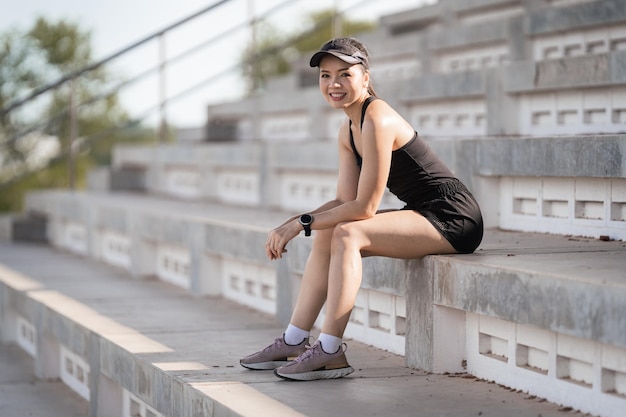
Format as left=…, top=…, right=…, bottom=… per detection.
left=1, top=0, right=431, bottom=127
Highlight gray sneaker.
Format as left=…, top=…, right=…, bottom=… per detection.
left=273, top=341, right=354, bottom=381
left=240, top=334, right=308, bottom=370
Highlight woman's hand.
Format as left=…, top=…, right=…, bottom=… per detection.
left=265, top=219, right=302, bottom=260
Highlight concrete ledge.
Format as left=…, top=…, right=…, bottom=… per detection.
left=433, top=234, right=626, bottom=349
left=475, top=135, right=626, bottom=178
left=428, top=16, right=513, bottom=51
left=505, top=51, right=626, bottom=92
left=401, top=71, right=487, bottom=101
left=526, top=0, right=626, bottom=36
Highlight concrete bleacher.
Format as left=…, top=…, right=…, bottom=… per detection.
left=1, top=238, right=602, bottom=417
left=13, top=185, right=626, bottom=417
left=1, top=0, right=626, bottom=416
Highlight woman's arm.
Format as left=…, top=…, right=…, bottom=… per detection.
left=304, top=101, right=395, bottom=229
left=265, top=102, right=397, bottom=259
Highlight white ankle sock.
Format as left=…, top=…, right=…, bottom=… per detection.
left=317, top=333, right=342, bottom=354
left=284, top=324, right=309, bottom=345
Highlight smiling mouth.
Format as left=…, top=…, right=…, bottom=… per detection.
left=329, top=93, right=345, bottom=99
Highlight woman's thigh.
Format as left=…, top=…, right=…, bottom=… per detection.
left=337, top=209, right=457, bottom=259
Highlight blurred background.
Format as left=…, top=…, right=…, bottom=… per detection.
left=0, top=0, right=434, bottom=211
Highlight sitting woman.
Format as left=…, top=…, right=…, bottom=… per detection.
left=240, top=37, right=483, bottom=381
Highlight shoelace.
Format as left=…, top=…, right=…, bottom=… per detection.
left=294, top=344, right=322, bottom=363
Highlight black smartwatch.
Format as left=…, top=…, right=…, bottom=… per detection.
left=298, top=214, right=314, bottom=236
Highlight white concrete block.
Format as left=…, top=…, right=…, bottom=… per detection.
left=368, top=291, right=392, bottom=315
left=557, top=333, right=596, bottom=364
left=62, top=222, right=88, bottom=255
left=102, top=231, right=132, bottom=270
left=222, top=259, right=276, bottom=315
left=198, top=254, right=222, bottom=296
left=350, top=291, right=367, bottom=325
left=16, top=316, right=37, bottom=357
left=60, top=345, right=90, bottom=401
left=438, top=43, right=509, bottom=73
left=217, top=170, right=259, bottom=206
left=280, top=173, right=336, bottom=212
left=603, top=345, right=626, bottom=373
left=432, top=306, right=466, bottom=373
left=368, top=291, right=393, bottom=332
left=164, top=168, right=201, bottom=199
left=156, top=244, right=190, bottom=290
left=517, top=324, right=554, bottom=352
left=123, top=391, right=164, bottom=417
left=372, top=57, right=421, bottom=80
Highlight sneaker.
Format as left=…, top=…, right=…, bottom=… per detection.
left=240, top=334, right=308, bottom=370
left=273, top=341, right=354, bottom=381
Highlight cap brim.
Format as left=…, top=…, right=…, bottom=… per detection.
left=309, top=51, right=363, bottom=67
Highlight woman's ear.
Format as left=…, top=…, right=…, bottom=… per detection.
left=363, top=70, right=370, bottom=89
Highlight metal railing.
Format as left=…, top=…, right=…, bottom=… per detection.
left=0, top=0, right=378, bottom=191
left=0, top=0, right=258, bottom=189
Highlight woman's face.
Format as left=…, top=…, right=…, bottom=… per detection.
left=318, top=55, right=369, bottom=109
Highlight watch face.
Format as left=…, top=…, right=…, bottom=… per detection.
left=300, top=214, right=313, bottom=225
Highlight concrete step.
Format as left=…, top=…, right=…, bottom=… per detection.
left=0, top=241, right=587, bottom=417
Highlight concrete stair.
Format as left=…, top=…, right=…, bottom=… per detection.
left=0, top=237, right=601, bottom=417
left=1, top=190, right=623, bottom=416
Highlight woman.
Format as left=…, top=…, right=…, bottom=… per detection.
left=240, top=37, right=483, bottom=381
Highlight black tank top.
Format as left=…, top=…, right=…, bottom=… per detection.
left=349, top=96, right=459, bottom=206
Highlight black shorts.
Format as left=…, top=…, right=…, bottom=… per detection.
left=404, top=180, right=484, bottom=254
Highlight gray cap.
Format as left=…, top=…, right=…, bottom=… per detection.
left=309, top=40, right=369, bottom=68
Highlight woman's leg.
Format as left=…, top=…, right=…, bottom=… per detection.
left=240, top=228, right=337, bottom=371
left=288, top=227, right=334, bottom=331
left=321, top=210, right=457, bottom=337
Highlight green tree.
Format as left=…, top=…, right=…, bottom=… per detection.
left=27, top=18, right=132, bottom=166
left=242, top=8, right=376, bottom=93
left=0, top=17, right=150, bottom=212
left=0, top=30, right=47, bottom=160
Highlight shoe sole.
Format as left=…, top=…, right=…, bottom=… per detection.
left=240, top=360, right=291, bottom=370
left=273, top=366, right=354, bottom=381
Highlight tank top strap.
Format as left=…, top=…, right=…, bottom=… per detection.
left=360, top=96, right=377, bottom=128
left=349, top=129, right=361, bottom=165
left=348, top=96, right=377, bottom=167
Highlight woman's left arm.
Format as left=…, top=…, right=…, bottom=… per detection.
left=351, top=105, right=395, bottom=217
left=312, top=102, right=396, bottom=223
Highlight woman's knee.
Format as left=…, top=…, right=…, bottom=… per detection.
left=330, top=221, right=363, bottom=253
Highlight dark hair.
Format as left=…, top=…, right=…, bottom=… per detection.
left=312, top=37, right=378, bottom=98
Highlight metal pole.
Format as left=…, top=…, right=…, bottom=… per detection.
left=68, top=78, right=78, bottom=190
left=248, top=0, right=268, bottom=206
left=248, top=0, right=258, bottom=93
left=158, top=33, right=168, bottom=143
left=333, top=0, right=343, bottom=38
left=248, top=0, right=260, bottom=139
